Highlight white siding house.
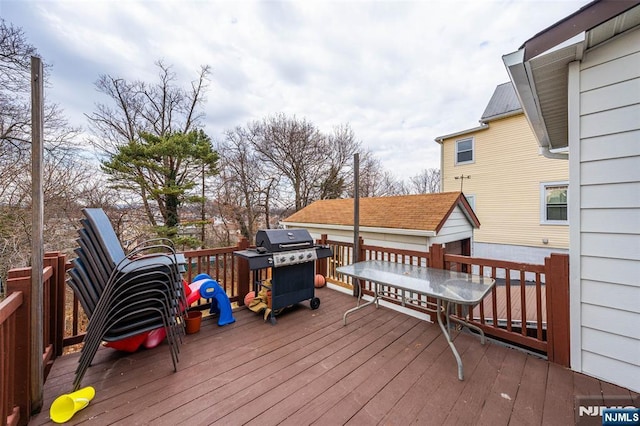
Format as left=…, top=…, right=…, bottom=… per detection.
left=281, top=192, right=479, bottom=254
left=504, top=0, right=640, bottom=392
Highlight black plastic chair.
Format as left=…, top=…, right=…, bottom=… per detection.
left=67, top=208, right=186, bottom=390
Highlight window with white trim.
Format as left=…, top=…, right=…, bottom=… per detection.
left=455, top=137, right=474, bottom=164
left=541, top=182, right=568, bottom=224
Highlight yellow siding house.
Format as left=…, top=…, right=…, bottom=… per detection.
left=435, top=82, right=568, bottom=265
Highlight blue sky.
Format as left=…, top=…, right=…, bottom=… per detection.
left=2, top=0, right=589, bottom=180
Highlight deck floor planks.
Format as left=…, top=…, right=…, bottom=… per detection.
left=282, top=319, right=427, bottom=425
left=33, top=312, right=266, bottom=425
left=344, top=323, right=451, bottom=425
left=441, top=341, right=509, bottom=425
left=509, top=355, right=549, bottom=425
left=137, top=290, right=394, bottom=424
left=309, top=324, right=443, bottom=425
left=115, top=288, right=360, bottom=424
left=541, top=362, right=575, bottom=426
left=53, top=309, right=281, bottom=424
left=205, top=311, right=414, bottom=424
left=408, top=333, right=489, bottom=425
left=475, top=346, right=528, bottom=426
left=573, top=369, right=605, bottom=402
left=374, top=332, right=477, bottom=425
left=33, top=287, right=350, bottom=425
left=29, top=286, right=637, bottom=425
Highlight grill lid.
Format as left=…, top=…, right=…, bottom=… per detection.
left=256, top=229, right=313, bottom=252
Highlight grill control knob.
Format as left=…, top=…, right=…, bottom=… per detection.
left=306, top=253, right=312, bottom=258
left=298, top=254, right=304, bottom=259
left=290, top=255, right=295, bottom=261
left=280, top=256, right=286, bottom=262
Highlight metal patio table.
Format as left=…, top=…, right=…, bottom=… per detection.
left=337, top=260, right=496, bottom=380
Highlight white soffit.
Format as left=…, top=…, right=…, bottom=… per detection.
left=503, top=34, right=584, bottom=151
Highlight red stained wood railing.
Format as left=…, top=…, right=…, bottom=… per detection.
left=444, top=253, right=549, bottom=354
left=181, top=238, right=250, bottom=310
left=1, top=236, right=570, bottom=426
left=0, top=291, right=23, bottom=426
left=322, top=239, right=570, bottom=364
left=3, top=251, right=67, bottom=426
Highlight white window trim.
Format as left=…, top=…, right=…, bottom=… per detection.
left=540, top=181, right=569, bottom=225
left=455, top=137, right=474, bottom=165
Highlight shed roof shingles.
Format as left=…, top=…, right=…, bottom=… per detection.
left=283, top=192, right=470, bottom=232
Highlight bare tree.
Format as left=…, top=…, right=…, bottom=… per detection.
left=355, top=151, right=403, bottom=197
left=251, top=114, right=324, bottom=211
left=0, top=20, right=87, bottom=289
left=214, top=125, right=273, bottom=243
left=250, top=114, right=360, bottom=211
left=1, top=19, right=38, bottom=152
left=408, top=168, right=441, bottom=194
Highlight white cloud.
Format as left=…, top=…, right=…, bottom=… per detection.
left=3, top=0, right=590, bottom=181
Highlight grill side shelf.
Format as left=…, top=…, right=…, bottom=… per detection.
left=233, top=249, right=273, bottom=270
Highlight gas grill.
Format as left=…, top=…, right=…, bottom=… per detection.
left=234, top=229, right=332, bottom=324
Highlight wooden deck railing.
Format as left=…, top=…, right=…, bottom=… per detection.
left=180, top=238, right=251, bottom=312
left=324, top=236, right=432, bottom=289
left=1, top=242, right=253, bottom=426
left=443, top=252, right=569, bottom=364
left=319, top=234, right=569, bottom=363
left=1, top=235, right=569, bottom=426
left=2, top=251, right=67, bottom=426
left=0, top=291, right=23, bottom=426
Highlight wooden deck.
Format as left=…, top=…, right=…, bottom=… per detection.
left=473, top=285, right=547, bottom=327
left=31, top=287, right=634, bottom=425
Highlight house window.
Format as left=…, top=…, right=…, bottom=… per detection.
left=541, top=182, right=568, bottom=224
left=455, top=138, right=474, bottom=164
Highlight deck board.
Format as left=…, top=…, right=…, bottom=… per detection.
left=475, top=346, right=527, bottom=426
left=29, top=287, right=634, bottom=425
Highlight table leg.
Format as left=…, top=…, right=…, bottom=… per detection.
left=437, top=299, right=464, bottom=381
left=343, top=281, right=378, bottom=326
left=447, top=303, right=486, bottom=344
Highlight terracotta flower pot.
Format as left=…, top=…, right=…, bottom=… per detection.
left=185, top=310, right=203, bottom=334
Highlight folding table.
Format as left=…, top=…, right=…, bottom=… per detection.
left=337, top=260, right=495, bottom=380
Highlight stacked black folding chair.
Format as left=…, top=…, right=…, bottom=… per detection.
left=67, top=208, right=187, bottom=391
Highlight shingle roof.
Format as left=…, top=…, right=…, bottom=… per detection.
left=283, top=192, right=479, bottom=233
left=480, top=82, right=522, bottom=122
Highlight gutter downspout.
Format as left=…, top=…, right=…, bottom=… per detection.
left=540, top=146, right=569, bottom=160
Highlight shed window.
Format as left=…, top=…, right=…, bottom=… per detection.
left=541, top=182, right=568, bottom=224
left=456, top=138, right=474, bottom=164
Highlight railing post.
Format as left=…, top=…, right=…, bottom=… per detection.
left=6, top=272, right=32, bottom=425
left=43, top=255, right=56, bottom=351
left=315, top=234, right=328, bottom=277
left=42, top=252, right=66, bottom=375
left=351, top=236, right=366, bottom=297
left=545, top=253, right=570, bottom=367
left=237, top=238, right=250, bottom=305
left=429, top=243, right=444, bottom=269
left=55, top=254, right=67, bottom=357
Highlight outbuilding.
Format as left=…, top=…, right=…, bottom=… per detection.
left=281, top=192, right=479, bottom=255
